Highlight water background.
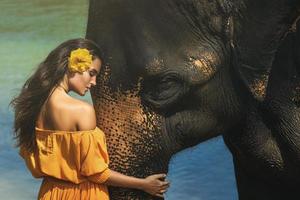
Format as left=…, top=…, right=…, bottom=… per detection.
left=0, top=0, right=238, bottom=199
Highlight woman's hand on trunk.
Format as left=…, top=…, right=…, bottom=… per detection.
left=141, top=174, right=170, bottom=198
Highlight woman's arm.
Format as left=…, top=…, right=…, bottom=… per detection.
left=76, top=104, right=170, bottom=197
left=105, top=170, right=169, bottom=198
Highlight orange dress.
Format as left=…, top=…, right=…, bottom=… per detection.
left=20, top=127, right=110, bottom=200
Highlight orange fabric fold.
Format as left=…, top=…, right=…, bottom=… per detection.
left=20, top=127, right=110, bottom=200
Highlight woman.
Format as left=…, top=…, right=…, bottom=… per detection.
left=11, top=38, right=169, bottom=199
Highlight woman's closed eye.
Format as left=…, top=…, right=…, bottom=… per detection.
left=89, top=70, right=97, bottom=77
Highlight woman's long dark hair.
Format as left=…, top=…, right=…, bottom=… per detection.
left=10, top=38, right=103, bottom=152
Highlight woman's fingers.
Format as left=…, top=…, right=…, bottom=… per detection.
left=154, top=193, right=164, bottom=198
left=154, top=189, right=167, bottom=198
left=158, top=180, right=169, bottom=190
left=152, top=173, right=167, bottom=179
left=160, top=185, right=169, bottom=190
left=160, top=180, right=170, bottom=186
left=160, top=189, right=167, bottom=193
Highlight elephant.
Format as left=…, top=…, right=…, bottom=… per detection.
left=86, top=0, right=300, bottom=199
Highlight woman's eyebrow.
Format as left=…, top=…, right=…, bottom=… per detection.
left=91, top=69, right=100, bottom=75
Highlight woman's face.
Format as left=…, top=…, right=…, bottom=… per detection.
left=69, top=57, right=102, bottom=96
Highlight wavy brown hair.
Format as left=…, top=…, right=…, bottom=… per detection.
left=10, top=38, right=103, bottom=152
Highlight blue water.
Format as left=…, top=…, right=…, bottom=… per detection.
left=0, top=1, right=238, bottom=199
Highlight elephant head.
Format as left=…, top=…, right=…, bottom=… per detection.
left=86, top=0, right=300, bottom=199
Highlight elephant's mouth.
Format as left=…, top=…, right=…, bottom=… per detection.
left=164, top=109, right=221, bottom=149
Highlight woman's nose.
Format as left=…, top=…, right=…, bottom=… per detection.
left=90, top=77, right=96, bottom=86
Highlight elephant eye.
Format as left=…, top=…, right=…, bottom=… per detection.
left=157, top=77, right=178, bottom=93
left=141, top=73, right=189, bottom=111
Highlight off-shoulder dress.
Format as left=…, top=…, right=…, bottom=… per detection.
left=20, top=127, right=110, bottom=200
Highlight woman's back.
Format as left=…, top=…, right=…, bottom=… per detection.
left=36, top=87, right=96, bottom=132
left=25, top=88, right=111, bottom=200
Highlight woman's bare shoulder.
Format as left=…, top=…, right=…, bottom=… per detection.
left=66, top=97, right=97, bottom=131
left=48, top=95, right=97, bottom=131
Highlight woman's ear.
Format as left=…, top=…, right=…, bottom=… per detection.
left=66, top=69, right=76, bottom=78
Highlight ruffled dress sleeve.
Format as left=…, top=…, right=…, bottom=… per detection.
left=80, top=128, right=110, bottom=183
left=19, top=127, right=110, bottom=184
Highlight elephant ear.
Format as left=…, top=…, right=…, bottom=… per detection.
left=295, top=16, right=300, bottom=72
left=264, top=17, right=300, bottom=102
left=233, top=47, right=270, bottom=101
left=231, top=1, right=300, bottom=101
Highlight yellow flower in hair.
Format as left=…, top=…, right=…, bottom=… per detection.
left=68, top=48, right=92, bottom=73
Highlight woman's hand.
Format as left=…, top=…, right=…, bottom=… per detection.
left=104, top=170, right=170, bottom=198
left=141, top=174, right=170, bottom=198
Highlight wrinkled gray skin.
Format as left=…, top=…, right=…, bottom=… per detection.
left=86, top=0, right=300, bottom=199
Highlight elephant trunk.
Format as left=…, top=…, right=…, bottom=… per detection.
left=91, top=69, right=175, bottom=199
